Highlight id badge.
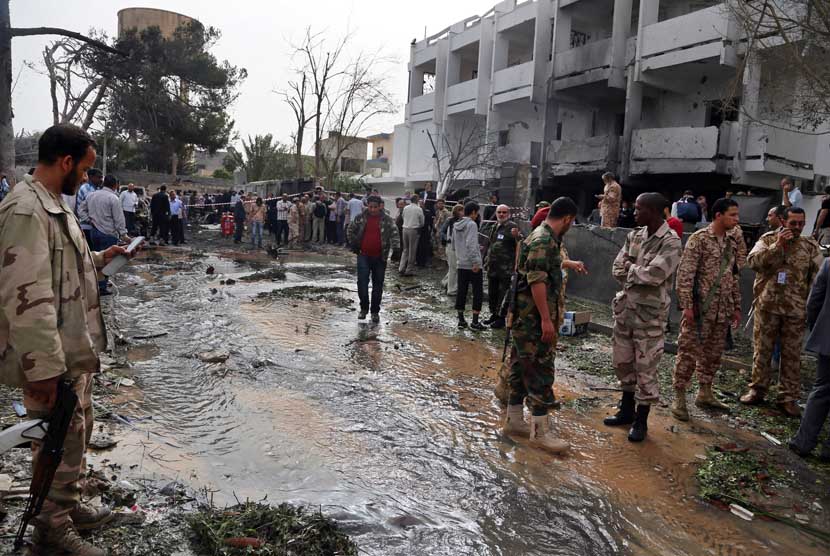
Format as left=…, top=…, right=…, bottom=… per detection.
left=497, top=234, right=505, bottom=240
left=777, top=271, right=787, bottom=285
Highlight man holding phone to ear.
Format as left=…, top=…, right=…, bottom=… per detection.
left=742, top=207, right=824, bottom=417
left=0, top=124, right=136, bottom=556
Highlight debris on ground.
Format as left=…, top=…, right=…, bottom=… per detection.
left=239, top=267, right=287, bottom=282
left=254, top=286, right=353, bottom=308
left=696, top=448, right=784, bottom=503
left=198, top=351, right=230, bottom=363
left=187, top=502, right=359, bottom=556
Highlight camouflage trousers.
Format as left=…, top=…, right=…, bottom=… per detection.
left=751, top=310, right=804, bottom=403
left=507, top=327, right=558, bottom=416
left=612, top=315, right=664, bottom=405
left=24, top=374, right=93, bottom=529
left=673, top=313, right=731, bottom=390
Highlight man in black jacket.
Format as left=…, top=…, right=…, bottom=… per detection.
left=150, top=185, right=171, bottom=245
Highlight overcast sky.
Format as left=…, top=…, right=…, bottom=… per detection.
left=10, top=0, right=487, bottom=151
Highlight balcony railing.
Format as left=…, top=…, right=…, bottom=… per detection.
left=492, top=61, right=534, bottom=96
left=409, top=93, right=436, bottom=117
left=640, top=4, right=729, bottom=68
left=446, top=79, right=478, bottom=108
left=630, top=126, right=719, bottom=174
left=554, top=38, right=612, bottom=79
left=744, top=123, right=817, bottom=176
left=548, top=134, right=620, bottom=175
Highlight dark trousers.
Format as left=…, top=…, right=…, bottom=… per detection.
left=326, top=219, right=337, bottom=243
left=170, top=215, right=183, bottom=245
left=275, top=220, right=289, bottom=244
left=455, top=268, right=483, bottom=313
left=791, top=355, right=830, bottom=456
left=357, top=255, right=386, bottom=314
left=488, top=273, right=510, bottom=318
left=91, top=228, right=118, bottom=293
left=234, top=220, right=244, bottom=242
left=151, top=214, right=169, bottom=242
left=124, top=211, right=136, bottom=235
left=336, top=216, right=346, bottom=245
left=81, top=227, right=93, bottom=247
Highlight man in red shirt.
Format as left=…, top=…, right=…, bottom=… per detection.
left=346, top=196, right=400, bottom=323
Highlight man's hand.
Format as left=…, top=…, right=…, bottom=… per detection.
left=23, top=376, right=61, bottom=410
left=564, top=260, right=588, bottom=275
left=472, top=264, right=481, bottom=273
left=101, top=245, right=131, bottom=265
left=683, top=308, right=696, bottom=322
left=732, top=309, right=742, bottom=328
left=541, top=317, right=556, bottom=344
left=511, top=227, right=519, bottom=238
left=775, top=228, right=794, bottom=250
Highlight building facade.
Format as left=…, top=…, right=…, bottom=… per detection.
left=391, top=0, right=830, bottom=212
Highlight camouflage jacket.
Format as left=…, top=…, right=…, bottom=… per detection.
left=0, top=176, right=107, bottom=387
left=600, top=181, right=622, bottom=227
left=675, top=225, right=742, bottom=319
left=515, top=222, right=564, bottom=324
left=484, top=220, right=518, bottom=276
left=346, top=211, right=400, bottom=260
left=747, top=231, right=823, bottom=317
left=612, top=221, right=682, bottom=319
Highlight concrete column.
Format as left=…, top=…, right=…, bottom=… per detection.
left=433, top=37, right=450, bottom=124
left=633, top=0, right=659, bottom=80
left=492, top=31, right=509, bottom=72
left=735, top=57, right=760, bottom=183
left=620, top=72, right=643, bottom=180
left=476, top=16, right=495, bottom=116
left=531, top=0, right=554, bottom=104
left=609, top=0, right=634, bottom=89
left=552, top=2, right=571, bottom=56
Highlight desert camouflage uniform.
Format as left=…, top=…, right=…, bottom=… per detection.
left=601, top=181, right=622, bottom=228
left=747, top=231, right=823, bottom=402
left=485, top=220, right=518, bottom=318
left=507, top=222, right=563, bottom=416
left=612, top=222, right=682, bottom=404
left=432, top=207, right=451, bottom=260
left=0, top=175, right=107, bottom=529
left=673, top=225, right=742, bottom=390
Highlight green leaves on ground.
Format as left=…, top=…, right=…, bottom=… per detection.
left=188, top=502, right=358, bottom=556
left=696, top=449, right=785, bottom=502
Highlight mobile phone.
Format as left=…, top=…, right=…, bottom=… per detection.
left=102, top=236, right=144, bottom=277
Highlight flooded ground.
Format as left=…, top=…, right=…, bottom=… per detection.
left=17, top=227, right=828, bottom=556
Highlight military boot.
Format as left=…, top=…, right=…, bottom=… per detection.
left=71, top=502, right=113, bottom=531
left=502, top=404, right=529, bottom=437
left=695, top=384, right=730, bottom=411
left=529, top=415, right=569, bottom=455
left=628, top=404, right=650, bottom=443
left=603, top=391, right=636, bottom=426
left=32, top=522, right=107, bottom=556
left=671, top=389, right=690, bottom=421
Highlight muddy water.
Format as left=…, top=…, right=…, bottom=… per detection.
left=100, top=245, right=827, bottom=556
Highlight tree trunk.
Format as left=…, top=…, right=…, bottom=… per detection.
left=295, top=125, right=304, bottom=179
left=0, top=0, right=16, bottom=183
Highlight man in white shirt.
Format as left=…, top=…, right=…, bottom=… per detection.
left=120, top=182, right=139, bottom=234
left=782, top=177, right=803, bottom=208
left=275, top=194, right=292, bottom=245
left=169, top=191, right=185, bottom=245
left=399, top=194, right=424, bottom=276
left=347, top=192, right=365, bottom=230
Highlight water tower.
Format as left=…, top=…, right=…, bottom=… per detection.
left=117, top=7, right=200, bottom=39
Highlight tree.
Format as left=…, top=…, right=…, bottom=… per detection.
left=30, top=33, right=112, bottom=131
left=229, top=134, right=292, bottom=182
left=426, top=118, right=501, bottom=199
left=212, top=167, right=232, bottom=180
left=99, top=21, right=246, bottom=175
left=279, top=70, right=315, bottom=179
left=1, top=0, right=124, bottom=181
left=318, top=52, right=396, bottom=187
left=728, top=0, right=830, bottom=131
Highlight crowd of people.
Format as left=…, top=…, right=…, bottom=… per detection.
left=1, top=123, right=830, bottom=555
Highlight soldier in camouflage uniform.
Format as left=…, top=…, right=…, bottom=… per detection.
left=501, top=197, right=579, bottom=455
left=604, top=193, right=682, bottom=442
left=741, top=206, right=824, bottom=417
left=483, top=205, right=519, bottom=329
left=672, top=198, right=743, bottom=421
left=597, top=172, right=622, bottom=228
left=0, top=125, right=133, bottom=556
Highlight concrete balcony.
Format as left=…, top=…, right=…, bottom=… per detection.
left=640, top=4, right=732, bottom=71
left=446, top=79, right=478, bottom=115
left=492, top=61, right=534, bottom=104
left=630, top=126, right=720, bottom=174
left=744, top=124, right=818, bottom=179
left=553, top=38, right=612, bottom=90
left=548, top=134, right=620, bottom=175
left=408, top=93, right=436, bottom=122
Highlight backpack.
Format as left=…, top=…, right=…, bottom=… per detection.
left=676, top=199, right=700, bottom=223
left=313, top=201, right=327, bottom=218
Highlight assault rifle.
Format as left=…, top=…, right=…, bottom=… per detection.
left=502, top=242, right=523, bottom=363
left=14, top=380, right=78, bottom=550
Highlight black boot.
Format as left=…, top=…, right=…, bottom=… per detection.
left=603, top=391, right=635, bottom=427
left=628, top=404, right=650, bottom=442
left=457, top=312, right=468, bottom=329
left=470, top=314, right=486, bottom=331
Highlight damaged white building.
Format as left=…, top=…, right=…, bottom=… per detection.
left=385, top=0, right=830, bottom=216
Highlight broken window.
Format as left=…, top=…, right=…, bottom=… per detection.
left=498, top=130, right=510, bottom=147
left=706, top=99, right=740, bottom=128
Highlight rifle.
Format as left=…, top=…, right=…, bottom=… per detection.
left=691, top=241, right=734, bottom=341
left=14, top=380, right=78, bottom=550
left=502, top=241, right=523, bottom=363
